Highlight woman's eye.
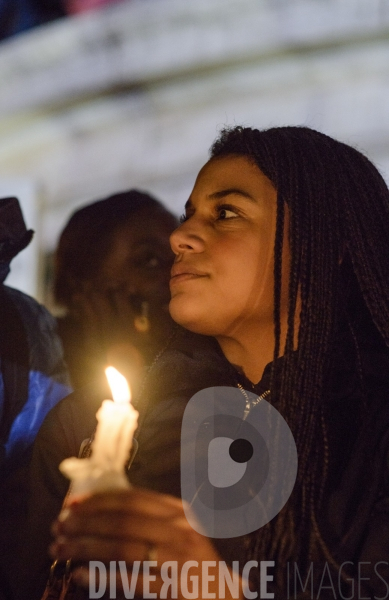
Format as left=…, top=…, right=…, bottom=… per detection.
left=179, top=213, right=188, bottom=224
left=217, top=207, right=237, bottom=220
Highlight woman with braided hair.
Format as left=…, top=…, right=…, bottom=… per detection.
left=29, top=125, right=389, bottom=599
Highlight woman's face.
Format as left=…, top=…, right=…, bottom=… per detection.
left=169, top=155, right=290, bottom=339
left=97, top=206, right=177, bottom=309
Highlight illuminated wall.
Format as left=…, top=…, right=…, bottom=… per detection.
left=0, top=0, right=388, bottom=297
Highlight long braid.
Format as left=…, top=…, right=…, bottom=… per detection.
left=210, top=125, right=389, bottom=592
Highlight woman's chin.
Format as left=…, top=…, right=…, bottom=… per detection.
left=169, top=299, right=216, bottom=336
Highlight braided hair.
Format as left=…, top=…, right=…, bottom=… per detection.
left=211, top=126, right=389, bottom=586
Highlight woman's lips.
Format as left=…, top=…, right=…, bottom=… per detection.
left=170, top=272, right=205, bottom=285
left=170, top=265, right=207, bottom=286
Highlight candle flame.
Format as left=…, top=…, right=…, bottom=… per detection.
left=105, top=366, right=131, bottom=404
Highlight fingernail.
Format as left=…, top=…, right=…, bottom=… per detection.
left=58, top=508, right=70, bottom=522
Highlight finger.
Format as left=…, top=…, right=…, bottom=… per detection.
left=51, top=533, right=181, bottom=566
left=53, top=489, right=188, bottom=548
left=52, top=517, right=212, bottom=571
left=62, top=488, right=184, bottom=520
left=50, top=535, right=153, bottom=564
left=55, top=509, right=192, bottom=549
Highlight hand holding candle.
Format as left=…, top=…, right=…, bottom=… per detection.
left=59, top=366, right=138, bottom=496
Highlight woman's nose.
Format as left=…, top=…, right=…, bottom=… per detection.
left=170, top=220, right=204, bottom=255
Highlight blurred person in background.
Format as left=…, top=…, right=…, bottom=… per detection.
left=0, top=0, right=65, bottom=41
left=0, top=197, right=70, bottom=599
left=0, top=0, right=121, bottom=41
left=13, top=190, right=177, bottom=599
left=53, top=189, right=178, bottom=391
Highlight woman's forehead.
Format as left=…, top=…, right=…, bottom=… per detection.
left=192, top=155, right=276, bottom=198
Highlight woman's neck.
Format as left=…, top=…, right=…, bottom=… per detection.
left=216, top=310, right=298, bottom=384
left=216, top=325, right=278, bottom=385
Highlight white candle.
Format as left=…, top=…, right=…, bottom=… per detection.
left=60, top=366, right=138, bottom=496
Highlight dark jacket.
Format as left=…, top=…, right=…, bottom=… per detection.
left=23, top=329, right=389, bottom=599
left=0, top=284, right=72, bottom=600
left=0, top=197, right=71, bottom=476
left=0, top=285, right=72, bottom=475
left=0, top=197, right=71, bottom=599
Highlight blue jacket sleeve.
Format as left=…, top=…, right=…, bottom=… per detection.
left=0, top=286, right=72, bottom=472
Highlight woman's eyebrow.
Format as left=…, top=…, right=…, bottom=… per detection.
left=208, top=188, right=256, bottom=202
left=184, top=188, right=256, bottom=211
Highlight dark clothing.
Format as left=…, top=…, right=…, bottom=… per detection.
left=0, top=0, right=65, bottom=42
left=0, top=285, right=71, bottom=600
left=0, top=196, right=71, bottom=599
left=56, top=314, right=110, bottom=389
left=0, top=197, right=33, bottom=269
left=0, top=197, right=71, bottom=475
left=23, top=329, right=389, bottom=599
left=0, top=286, right=71, bottom=474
